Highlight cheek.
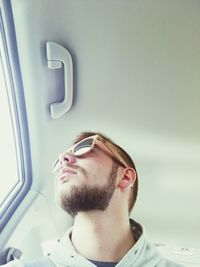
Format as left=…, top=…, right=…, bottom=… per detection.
left=88, top=162, right=112, bottom=185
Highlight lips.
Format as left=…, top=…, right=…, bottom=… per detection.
left=57, top=167, right=77, bottom=182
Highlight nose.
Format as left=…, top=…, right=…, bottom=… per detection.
left=59, top=151, right=77, bottom=166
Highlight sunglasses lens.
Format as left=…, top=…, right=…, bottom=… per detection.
left=74, top=138, right=94, bottom=156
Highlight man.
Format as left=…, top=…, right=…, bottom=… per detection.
left=2, top=132, right=185, bottom=267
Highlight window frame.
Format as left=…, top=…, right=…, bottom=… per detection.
left=0, top=0, right=32, bottom=232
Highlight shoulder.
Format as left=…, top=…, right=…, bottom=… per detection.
left=0, top=258, right=56, bottom=267
left=157, top=257, right=186, bottom=267
left=0, top=259, right=25, bottom=267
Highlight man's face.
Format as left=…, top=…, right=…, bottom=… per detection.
left=55, top=144, right=119, bottom=217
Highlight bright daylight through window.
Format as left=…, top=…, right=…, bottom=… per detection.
left=0, top=29, right=20, bottom=210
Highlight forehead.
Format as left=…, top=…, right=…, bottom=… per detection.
left=73, top=131, right=115, bottom=143
left=72, top=133, right=96, bottom=144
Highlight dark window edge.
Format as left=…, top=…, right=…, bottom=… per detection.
left=0, top=0, right=32, bottom=233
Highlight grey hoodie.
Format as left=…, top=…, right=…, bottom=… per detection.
left=1, top=220, right=186, bottom=267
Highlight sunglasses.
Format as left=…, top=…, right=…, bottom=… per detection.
left=52, top=135, right=128, bottom=173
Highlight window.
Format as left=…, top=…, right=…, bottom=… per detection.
left=0, top=1, right=32, bottom=232
left=0, top=47, right=21, bottom=206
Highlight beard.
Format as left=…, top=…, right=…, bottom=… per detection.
left=58, top=163, right=118, bottom=217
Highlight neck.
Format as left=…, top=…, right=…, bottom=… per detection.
left=70, top=210, right=135, bottom=262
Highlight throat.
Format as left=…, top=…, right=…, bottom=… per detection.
left=71, top=216, right=135, bottom=262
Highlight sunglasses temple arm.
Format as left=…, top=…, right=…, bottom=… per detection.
left=103, top=142, right=127, bottom=167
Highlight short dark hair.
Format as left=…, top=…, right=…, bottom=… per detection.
left=73, top=131, right=138, bottom=213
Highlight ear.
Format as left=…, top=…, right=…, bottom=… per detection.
left=118, top=168, right=136, bottom=190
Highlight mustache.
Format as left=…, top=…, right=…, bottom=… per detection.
left=57, top=163, right=87, bottom=177
left=64, top=163, right=78, bottom=170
